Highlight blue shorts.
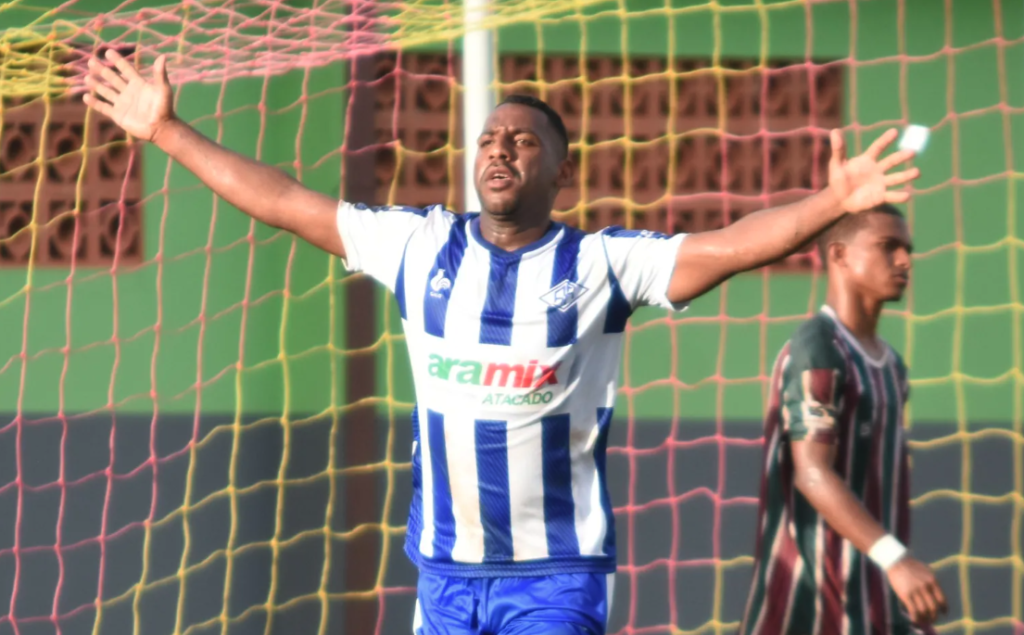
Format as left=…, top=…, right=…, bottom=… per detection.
left=413, top=571, right=614, bottom=635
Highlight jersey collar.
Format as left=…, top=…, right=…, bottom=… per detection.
left=820, top=305, right=891, bottom=368
left=467, top=213, right=564, bottom=259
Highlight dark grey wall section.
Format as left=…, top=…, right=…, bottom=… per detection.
left=1, top=414, right=1020, bottom=635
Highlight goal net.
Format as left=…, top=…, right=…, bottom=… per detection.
left=1, top=0, right=1021, bottom=633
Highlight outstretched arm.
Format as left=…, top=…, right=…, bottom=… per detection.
left=666, top=128, right=918, bottom=304
left=84, top=50, right=343, bottom=257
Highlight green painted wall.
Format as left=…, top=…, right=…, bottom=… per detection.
left=3, top=0, right=1022, bottom=426
left=1, top=45, right=350, bottom=415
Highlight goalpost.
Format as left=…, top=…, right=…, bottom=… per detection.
left=462, top=0, right=495, bottom=213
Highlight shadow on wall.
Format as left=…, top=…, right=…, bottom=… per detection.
left=0, top=414, right=1019, bottom=635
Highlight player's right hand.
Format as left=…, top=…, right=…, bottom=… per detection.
left=886, top=556, right=948, bottom=626
left=84, top=50, right=175, bottom=143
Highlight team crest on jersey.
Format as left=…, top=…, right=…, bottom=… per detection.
left=540, top=279, right=588, bottom=312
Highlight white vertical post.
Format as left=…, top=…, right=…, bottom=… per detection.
left=462, top=0, right=495, bottom=212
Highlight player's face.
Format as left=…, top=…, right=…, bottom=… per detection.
left=474, top=103, right=569, bottom=218
left=841, top=213, right=913, bottom=302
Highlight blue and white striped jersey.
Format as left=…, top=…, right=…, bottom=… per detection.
left=337, top=202, right=687, bottom=577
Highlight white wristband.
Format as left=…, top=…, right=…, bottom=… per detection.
left=868, top=534, right=908, bottom=570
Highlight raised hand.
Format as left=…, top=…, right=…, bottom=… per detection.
left=887, top=555, right=948, bottom=627
left=827, top=127, right=920, bottom=213
left=83, top=50, right=175, bottom=142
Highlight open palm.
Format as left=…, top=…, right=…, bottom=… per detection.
left=827, top=127, right=920, bottom=213
left=84, top=50, right=174, bottom=142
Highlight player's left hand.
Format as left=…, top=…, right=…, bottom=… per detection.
left=826, top=128, right=920, bottom=213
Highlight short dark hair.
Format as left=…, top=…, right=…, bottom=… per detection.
left=817, top=203, right=905, bottom=268
left=499, top=94, right=570, bottom=158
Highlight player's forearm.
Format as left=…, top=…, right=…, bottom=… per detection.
left=152, top=117, right=311, bottom=230
left=666, top=187, right=846, bottom=302
left=151, top=117, right=345, bottom=255
left=794, top=465, right=888, bottom=555
left=714, top=187, right=844, bottom=271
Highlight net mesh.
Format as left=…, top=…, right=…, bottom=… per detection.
left=1, top=0, right=1023, bottom=634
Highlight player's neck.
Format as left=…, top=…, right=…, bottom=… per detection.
left=825, top=288, right=885, bottom=356
left=478, top=211, right=553, bottom=252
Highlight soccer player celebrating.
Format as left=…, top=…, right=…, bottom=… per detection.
left=85, top=50, right=920, bottom=634
left=739, top=205, right=948, bottom=634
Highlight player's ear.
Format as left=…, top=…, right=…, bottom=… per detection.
left=556, top=154, right=574, bottom=189
left=828, top=241, right=846, bottom=269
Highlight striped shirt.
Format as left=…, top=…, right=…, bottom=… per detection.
left=740, top=307, right=932, bottom=635
left=337, top=202, right=686, bottom=577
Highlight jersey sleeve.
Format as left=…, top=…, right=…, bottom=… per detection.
left=600, top=228, right=688, bottom=311
left=782, top=321, right=848, bottom=444
left=336, top=201, right=434, bottom=290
